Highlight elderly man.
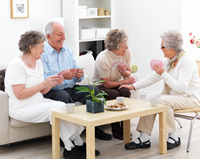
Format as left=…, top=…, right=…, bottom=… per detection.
left=41, top=21, right=112, bottom=142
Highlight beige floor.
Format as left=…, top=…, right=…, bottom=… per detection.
left=0, top=98, right=200, bottom=159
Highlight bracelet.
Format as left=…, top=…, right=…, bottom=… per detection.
left=118, top=81, right=121, bottom=86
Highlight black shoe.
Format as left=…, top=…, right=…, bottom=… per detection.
left=63, top=147, right=86, bottom=159
left=95, top=127, right=112, bottom=140
left=76, top=142, right=100, bottom=156
left=113, top=131, right=123, bottom=140
left=167, top=137, right=181, bottom=150
left=60, top=138, right=64, bottom=148
left=125, top=137, right=151, bottom=150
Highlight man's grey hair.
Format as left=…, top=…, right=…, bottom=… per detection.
left=45, top=21, right=61, bottom=37
left=160, top=30, right=183, bottom=53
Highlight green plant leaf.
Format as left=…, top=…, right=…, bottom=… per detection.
left=75, top=80, right=107, bottom=104
left=75, top=87, right=91, bottom=93
left=94, top=80, right=105, bottom=86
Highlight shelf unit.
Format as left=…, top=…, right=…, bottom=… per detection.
left=62, top=0, right=115, bottom=58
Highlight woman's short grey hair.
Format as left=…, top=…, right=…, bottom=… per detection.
left=45, top=21, right=61, bottom=37
left=19, top=30, right=46, bottom=54
left=160, top=30, right=183, bottom=52
left=105, top=29, right=128, bottom=51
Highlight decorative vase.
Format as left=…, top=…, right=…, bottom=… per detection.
left=86, top=100, right=104, bottom=114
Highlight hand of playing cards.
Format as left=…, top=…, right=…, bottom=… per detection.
left=150, top=59, right=164, bottom=70
left=111, top=62, right=127, bottom=68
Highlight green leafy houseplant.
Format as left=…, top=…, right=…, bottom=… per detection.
left=75, top=80, right=108, bottom=113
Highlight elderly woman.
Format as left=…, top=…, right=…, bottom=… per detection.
left=93, top=29, right=136, bottom=140
left=120, top=30, right=200, bottom=150
left=5, top=30, right=99, bottom=159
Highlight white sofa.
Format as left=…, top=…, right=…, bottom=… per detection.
left=0, top=53, right=139, bottom=146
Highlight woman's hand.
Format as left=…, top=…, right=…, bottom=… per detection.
left=118, top=84, right=134, bottom=90
left=56, top=75, right=64, bottom=85
left=125, top=77, right=136, bottom=84
left=153, top=63, right=165, bottom=75
left=117, top=64, right=127, bottom=74
left=43, top=75, right=60, bottom=88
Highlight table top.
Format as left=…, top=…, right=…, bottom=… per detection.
left=52, top=98, right=167, bottom=127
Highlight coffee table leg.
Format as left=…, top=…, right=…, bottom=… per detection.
left=52, top=116, right=60, bottom=159
left=86, top=126, right=95, bottom=159
left=159, top=111, right=167, bottom=154
left=123, top=119, right=131, bottom=143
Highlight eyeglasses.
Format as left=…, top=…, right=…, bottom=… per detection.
left=161, top=46, right=165, bottom=49
left=119, top=41, right=129, bottom=48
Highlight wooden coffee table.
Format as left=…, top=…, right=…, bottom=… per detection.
left=51, top=98, right=167, bottom=159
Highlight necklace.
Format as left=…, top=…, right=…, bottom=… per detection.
left=26, top=61, right=35, bottom=69
left=21, top=55, right=35, bottom=69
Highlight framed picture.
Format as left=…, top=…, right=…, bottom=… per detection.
left=10, top=0, right=29, bottom=19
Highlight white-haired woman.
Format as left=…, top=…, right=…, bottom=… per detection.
left=120, top=30, right=200, bottom=150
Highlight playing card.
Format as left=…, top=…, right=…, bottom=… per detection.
left=111, top=61, right=120, bottom=68
left=150, top=59, right=164, bottom=70
left=58, top=70, right=64, bottom=76
left=111, top=62, right=127, bottom=68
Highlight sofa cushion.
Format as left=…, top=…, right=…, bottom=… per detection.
left=9, top=118, right=36, bottom=128
left=0, top=61, right=10, bottom=70
left=131, top=64, right=138, bottom=73
left=0, top=69, right=6, bottom=91
left=76, top=53, right=95, bottom=85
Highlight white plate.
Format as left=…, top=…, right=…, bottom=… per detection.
left=105, top=104, right=128, bottom=110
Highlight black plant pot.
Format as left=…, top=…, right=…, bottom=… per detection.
left=86, top=100, right=104, bottom=114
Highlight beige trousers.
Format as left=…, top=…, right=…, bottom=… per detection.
left=137, top=94, right=200, bottom=134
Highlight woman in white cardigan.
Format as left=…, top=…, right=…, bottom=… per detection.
left=119, top=30, right=200, bottom=150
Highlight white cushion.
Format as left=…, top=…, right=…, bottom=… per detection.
left=76, top=53, right=95, bottom=85
left=0, top=61, right=10, bottom=70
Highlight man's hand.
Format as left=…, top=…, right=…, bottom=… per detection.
left=75, top=68, right=84, bottom=79
left=62, top=69, right=77, bottom=80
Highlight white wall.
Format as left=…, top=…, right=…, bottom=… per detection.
left=114, top=0, right=181, bottom=95
left=1, top=0, right=182, bottom=95
left=181, top=0, right=200, bottom=60
left=0, top=0, right=61, bottom=62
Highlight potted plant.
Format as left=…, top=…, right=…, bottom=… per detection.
left=75, top=80, right=108, bottom=114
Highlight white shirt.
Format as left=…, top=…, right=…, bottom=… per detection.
left=5, top=57, right=44, bottom=110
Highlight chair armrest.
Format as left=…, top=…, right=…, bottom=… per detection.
left=130, top=72, right=139, bottom=82
left=0, top=91, right=9, bottom=145
left=130, top=73, right=139, bottom=99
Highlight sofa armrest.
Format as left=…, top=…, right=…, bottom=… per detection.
left=130, top=73, right=139, bottom=99
left=0, top=91, right=9, bottom=145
